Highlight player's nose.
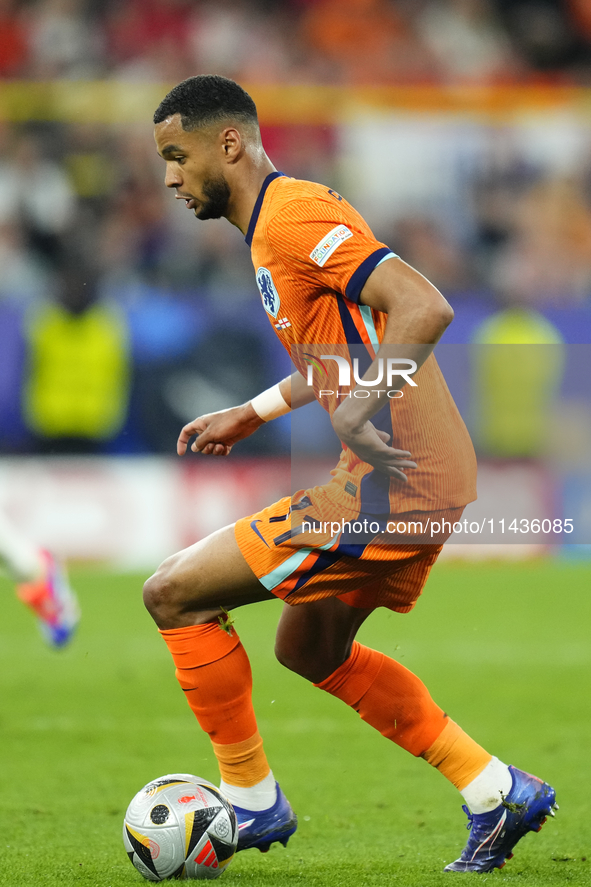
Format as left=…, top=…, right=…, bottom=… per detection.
left=164, top=165, right=182, bottom=188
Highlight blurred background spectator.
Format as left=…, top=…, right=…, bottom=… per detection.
left=22, top=248, right=131, bottom=454
left=0, top=0, right=590, bottom=457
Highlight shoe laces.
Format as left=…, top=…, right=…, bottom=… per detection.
left=462, top=805, right=473, bottom=831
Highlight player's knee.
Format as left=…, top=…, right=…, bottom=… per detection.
left=274, top=634, right=341, bottom=684
left=143, top=557, right=183, bottom=627
left=274, top=635, right=301, bottom=674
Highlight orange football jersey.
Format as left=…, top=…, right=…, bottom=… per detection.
left=246, top=172, right=477, bottom=513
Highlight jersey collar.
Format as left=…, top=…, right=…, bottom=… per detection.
left=244, top=171, right=285, bottom=247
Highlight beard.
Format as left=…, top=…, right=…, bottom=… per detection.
left=195, top=174, right=231, bottom=220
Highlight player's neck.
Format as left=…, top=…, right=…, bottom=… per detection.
left=225, top=153, right=277, bottom=234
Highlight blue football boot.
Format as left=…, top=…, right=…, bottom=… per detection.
left=444, top=766, right=557, bottom=873
left=233, top=783, right=297, bottom=853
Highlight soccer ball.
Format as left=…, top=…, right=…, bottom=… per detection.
left=123, top=773, right=238, bottom=881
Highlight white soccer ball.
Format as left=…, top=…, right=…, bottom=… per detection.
left=123, top=773, right=238, bottom=880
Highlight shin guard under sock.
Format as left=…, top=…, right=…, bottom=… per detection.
left=316, top=641, right=491, bottom=791
left=315, top=641, right=447, bottom=755
left=160, top=622, right=270, bottom=788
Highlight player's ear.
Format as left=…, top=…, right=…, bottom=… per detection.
left=221, top=127, right=242, bottom=162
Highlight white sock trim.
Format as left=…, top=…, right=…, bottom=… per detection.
left=461, top=757, right=513, bottom=814
left=220, top=770, right=277, bottom=812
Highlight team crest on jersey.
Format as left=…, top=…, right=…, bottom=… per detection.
left=256, top=267, right=280, bottom=318
left=309, top=225, right=353, bottom=267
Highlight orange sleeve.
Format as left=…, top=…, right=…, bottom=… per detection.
left=265, top=196, right=397, bottom=303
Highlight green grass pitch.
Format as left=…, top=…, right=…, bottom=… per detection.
left=1, top=561, right=589, bottom=886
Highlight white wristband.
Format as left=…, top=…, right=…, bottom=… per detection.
left=250, top=384, right=291, bottom=422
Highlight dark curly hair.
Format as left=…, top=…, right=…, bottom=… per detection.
left=153, top=75, right=258, bottom=131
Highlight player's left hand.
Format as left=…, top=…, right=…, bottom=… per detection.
left=331, top=418, right=417, bottom=482
left=177, top=403, right=264, bottom=456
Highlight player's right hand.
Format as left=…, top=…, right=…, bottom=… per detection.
left=177, top=403, right=265, bottom=456
left=332, top=420, right=417, bottom=482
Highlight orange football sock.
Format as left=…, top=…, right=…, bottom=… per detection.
left=211, top=732, right=270, bottom=788
left=316, top=642, right=490, bottom=786
left=159, top=622, right=270, bottom=788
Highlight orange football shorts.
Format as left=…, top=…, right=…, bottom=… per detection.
left=235, top=485, right=463, bottom=613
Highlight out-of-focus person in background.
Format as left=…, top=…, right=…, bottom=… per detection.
left=0, top=128, right=75, bottom=264
left=22, top=248, right=131, bottom=454
left=471, top=306, right=565, bottom=457
left=0, top=506, right=79, bottom=646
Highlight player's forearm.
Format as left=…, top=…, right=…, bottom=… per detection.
left=332, top=296, right=453, bottom=435
left=280, top=371, right=317, bottom=409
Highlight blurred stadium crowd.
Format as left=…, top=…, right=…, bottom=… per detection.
left=1, top=0, right=591, bottom=457
left=2, top=0, right=591, bottom=84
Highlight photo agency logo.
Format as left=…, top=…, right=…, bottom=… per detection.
left=303, top=352, right=418, bottom=399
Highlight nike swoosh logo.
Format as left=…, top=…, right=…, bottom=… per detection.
left=250, top=519, right=270, bottom=548
left=238, top=819, right=255, bottom=830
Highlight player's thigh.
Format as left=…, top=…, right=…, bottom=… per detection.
left=143, top=523, right=274, bottom=627
left=274, top=596, right=374, bottom=683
